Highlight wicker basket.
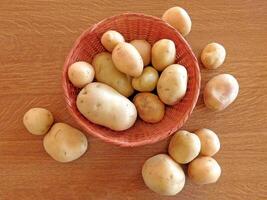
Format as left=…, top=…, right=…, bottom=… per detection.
left=62, top=13, right=200, bottom=147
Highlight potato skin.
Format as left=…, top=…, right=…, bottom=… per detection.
left=204, top=74, right=239, bottom=111
left=188, top=156, right=221, bottom=185
left=101, top=30, right=125, bottom=52
left=23, top=108, right=54, bottom=135
left=142, top=154, right=185, bottom=196
left=112, top=42, right=144, bottom=77
left=162, top=7, right=192, bottom=36
left=201, top=43, right=226, bottom=69
left=76, top=82, right=137, bottom=131
left=130, top=40, right=151, bottom=66
left=92, top=52, right=134, bottom=97
left=132, top=67, right=159, bottom=92
left=133, top=93, right=165, bottom=123
left=157, top=64, right=188, bottom=105
left=152, top=39, right=176, bottom=71
left=43, top=123, right=88, bottom=163
left=68, top=61, right=95, bottom=88
left=195, top=128, right=220, bottom=156
left=168, top=130, right=201, bottom=164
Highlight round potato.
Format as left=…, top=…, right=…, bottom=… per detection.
left=132, top=67, right=159, bottom=92
left=142, top=154, right=185, bottom=196
left=152, top=39, right=176, bottom=71
left=195, top=128, right=220, bottom=156
left=77, top=82, right=137, bottom=131
left=23, top=108, right=54, bottom=135
left=188, top=156, right=221, bottom=185
left=101, top=30, right=125, bottom=52
left=112, top=42, right=144, bottom=77
left=157, top=64, right=188, bottom=105
left=204, top=74, right=239, bottom=111
left=68, top=61, right=95, bottom=88
left=92, top=52, right=134, bottom=97
left=201, top=43, right=226, bottom=69
left=133, top=93, right=165, bottom=123
left=43, top=123, right=88, bottom=163
left=162, top=6, right=192, bottom=36
left=130, top=40, right=151, bottom=66
left=168, top=130, right=201, bottom=164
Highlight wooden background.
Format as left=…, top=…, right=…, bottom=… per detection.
left=0, top=0, right=267, bottom=199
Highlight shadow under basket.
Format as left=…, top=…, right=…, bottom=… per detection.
left=62, top=13, right=201, bottom=147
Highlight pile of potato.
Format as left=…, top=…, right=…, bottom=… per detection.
left=70, top=33, right=189, bottom=131
left=142, top=128, right=221, bottom=196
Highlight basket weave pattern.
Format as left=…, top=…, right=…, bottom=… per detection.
left=62, top=13, right=200, bottom=147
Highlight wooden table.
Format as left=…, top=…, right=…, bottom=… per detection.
left=0, top=0, right=266, bottom=199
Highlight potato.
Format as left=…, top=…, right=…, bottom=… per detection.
left=43, top=123, right=88, bottom=163
left=188, top=156, right=221, bottom=185
left=195, top=128, right=220, bottom=156
left=130, top=40, right=151, bottom=66
left=112, top=42, right=144, bottom=77
left=77, top=82, right=137, bottom=131
left=92, top=52, right=134, bottom=97
left=142, top=154, right=185, bottom=196
left=23, top=108, right=54, bottom=135
left=168, top=130, right=201, bottom=164
left=152, top=39, right=176, bottom=71
left=133, top=93, right=165, bottom=123
left=68, top=61, right=95, bottom=88
left=132, top=67, right=159, bottom=92
left=162, top=6, right=192, bottom=36
left=204, top=74, right=239, bottom=111
left=157, top=64, right=188, bottom=105
left=201, top=43, right=226, bottom=69
left=101, top=30, right=125, bottom=52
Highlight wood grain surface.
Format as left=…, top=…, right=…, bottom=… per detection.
left=0, top=0, right=267, bottom=199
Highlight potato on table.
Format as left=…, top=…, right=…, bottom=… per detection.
left=152, top=39, right=176, bottom=71
left=188, top=156, right=221, bottom=185
left=157, top=64, right=188, bottom=105
left=168, top=130, right=201, bottom=164
left=201, top=43, right=226, bottom=69
left=43, top=123, right=88, bottom=163
left=142, top=154, right=185, bottom=196
left=76, top=82, right=137, bottom=131
left=101, top=30, right=125, bottom=52
left=133, top=93, right=165, bottom=123
left=23, top=107, right=54, bottom=135
left=130, top=39, right=151, bottom=66
left=92, top=52, right=134, bottom=97
left=112, top=42, right=144, bottom=77
left=132, top=66, right=159, bottom=92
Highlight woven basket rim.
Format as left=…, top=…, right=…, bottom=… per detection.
left=62, top=12, right=201, bottom=147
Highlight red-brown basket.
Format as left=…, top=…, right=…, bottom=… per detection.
left=62, top=13, right=200, bottom=147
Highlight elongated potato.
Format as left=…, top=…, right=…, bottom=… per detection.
left=133, top=93, right=165, bottom=123
left=168, top=130, right=201, bottom=164
left=152, top=39, right=176, bottom=71
left=142, top=154, right=185, bottom=196
left=112, top=42, right=144, bottom=77
left=92, top=52, right=134, bottom=97
left=162, top=7, right=192, bottom=36
left=101, top=30, right=125, bottom=52
left=43, top=123, right=88, bottom=163
left=130, top=40, right=151, bottom=66
left=204, top=74, right=239, bottom=111
left=157, top=64, right=188, bottom=105
left=77, top=82, right=137, bottom=131
left=132, top=66, right=159, bottom=92
left=23, top=108, right=54, bottom=135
